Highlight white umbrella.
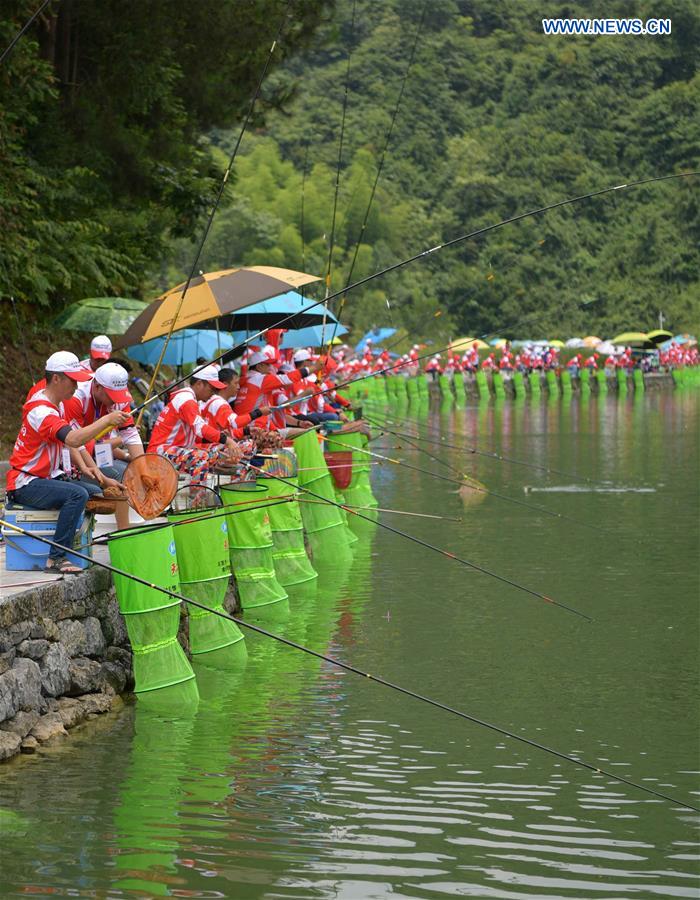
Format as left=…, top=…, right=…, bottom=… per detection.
left=596, top=341, right=616, bottom=355
left=566, top=337, right=584, bottom=348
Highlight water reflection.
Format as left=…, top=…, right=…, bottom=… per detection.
left=0, top=392, right=697, bottom=898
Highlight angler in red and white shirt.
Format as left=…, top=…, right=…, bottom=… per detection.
left=62, top=362, right=145, bottom=529
left=233, top=350, right=319, bottom=420
left=7, top=351, right=129, bottom=574
left=147, top=365, right=242, bottom=486
left=200, top=368, right=269, bottom=438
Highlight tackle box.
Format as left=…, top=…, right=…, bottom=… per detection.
left=1, top=504, right=93, bottom=571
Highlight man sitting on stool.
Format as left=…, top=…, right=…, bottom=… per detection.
left=6, top=352, right=129, bottom=575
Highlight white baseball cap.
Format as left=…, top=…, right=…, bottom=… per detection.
left=45, top=351, right=92, bottom=382
left=90, top=335, right=112, bottom=359
left=194, top=364, right=226, bottom=388
left=293, top=349, right=311, bottom=363
left=247, top=351, right=270, bottom=367
left=94, top=362, right=131, bottom=403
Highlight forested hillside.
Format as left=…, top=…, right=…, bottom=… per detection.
left=165, top=0, right=700, bottom=341
left=0, top=0, right=328, bottom=325
left=2, top=0, right=698, bottom=344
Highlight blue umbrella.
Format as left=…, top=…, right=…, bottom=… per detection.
left=230, top=324, right=348, bottom=350
left=125, top=329, right=234, bottom=366
left=221, top=290, right=341, bottom=332
left=355, top=327, right=397, bottom=353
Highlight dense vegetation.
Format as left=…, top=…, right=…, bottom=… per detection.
left=0, top=0, right=328, bottom=326
left=2, top=0, right=699, bottom=346
left=168, top=0, right=700, bottom=342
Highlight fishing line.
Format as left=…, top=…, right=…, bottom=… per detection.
left=1, top=517, right=695, bottom=812
left=321, top=0, right=356, bottom=349
left=0, top=0, right=52, bottom=65
left=327, top=434, right=607, bottom=535
left=127, top=172, right=699, bottom=417
left=270, top=300, right=597, bottom=416
left=247, top=464, right=592, bottom=620
left=87, top=493, right=299, bottom=547
left=368, top=414, right=602, bottom=485
left=135, top=0, right=294, bottom=425
left=327, top=0, right=428, bottom=352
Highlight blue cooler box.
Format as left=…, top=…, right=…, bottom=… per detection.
left=1, top=505, right=93, bottom=571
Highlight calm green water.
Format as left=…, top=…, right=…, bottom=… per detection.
left=1, top=389, right=698, bottom=898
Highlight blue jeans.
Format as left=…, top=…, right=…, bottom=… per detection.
left=299, top=412, right=340, bottom=425
left=9, top=477, right=102, bottom=561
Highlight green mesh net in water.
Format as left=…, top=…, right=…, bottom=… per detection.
left=108, top=525, right=197, bottom=699
left=220, top=483, right=288, bottom=610
left=257, top=475, right=317, bottom=587
left=167, top=508, right=245, bottom=658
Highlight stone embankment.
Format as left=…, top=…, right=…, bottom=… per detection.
left=0, top=567, right=133, bottom=761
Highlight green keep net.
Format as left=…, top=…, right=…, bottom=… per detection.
left=293, top=431, right=355, bottom=563
left=167, top=508, right=245, bottom=659
left=258, top=475, right=317, bottom=587
left=220, top=483, right=288, bottom=610
left=108, top=524, right=197, bottom=699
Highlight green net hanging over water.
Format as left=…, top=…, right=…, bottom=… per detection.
left=220, top=483, right=289, bottom=611
left=293, top=430, right=355, bottom=563
left=256, top=475, right=318, bottom=587
left=167, top=508, right=245, bottom=662
left=108, top=525, right=198, bottom=702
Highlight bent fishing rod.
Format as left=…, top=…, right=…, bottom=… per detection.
left=1, top=517, right=696, bottom=813
left=245, top=463, right=591, bottom=621
left=125, top=171, right=699, bottom=418
left=135, top=0, right=294, bottom=425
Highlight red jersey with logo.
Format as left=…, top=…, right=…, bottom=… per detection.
left=201, top=395, right=251, bottom=438
left=147, top=387, right=221, bottom=452
left=7, top=391, right=72, bottom=491
left=233, top=369, right=303, bottom=416
left=62, top=379, right=140, bottom=447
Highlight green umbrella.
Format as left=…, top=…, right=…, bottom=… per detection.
left=54, top=297, right=149, bottom=335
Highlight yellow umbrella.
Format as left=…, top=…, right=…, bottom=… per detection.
left=449, top=336, right=488, bottom=352
left=121, top=266, right=320, bottom=345
left=583, top=336, right=601, bottom=347
left=612, top=331, right=654, bottom=347
left=548, top=339, right=565, bottom=348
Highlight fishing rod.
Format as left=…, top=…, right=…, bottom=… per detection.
left=367, top=412, right=602, bottom=485
left=327, top=0, right=428, bottom=352
left=87, top=493, right=299, bottom=547
left=269, top=295, right=605, bottom=416
left=135, top=0, right=293, bottom=426
left=326, top=435, right=606, bottom=535
left=296, top=497, right=461, bottom=522
left=0, top=0, right=52, bottom=65
left=246, top=463, right=592, bottom=621
left=321, top=0, right=356, bottom=348
left=2, top=516, right=695, bottom=813
left=126, top=172, right=698, bottom=419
